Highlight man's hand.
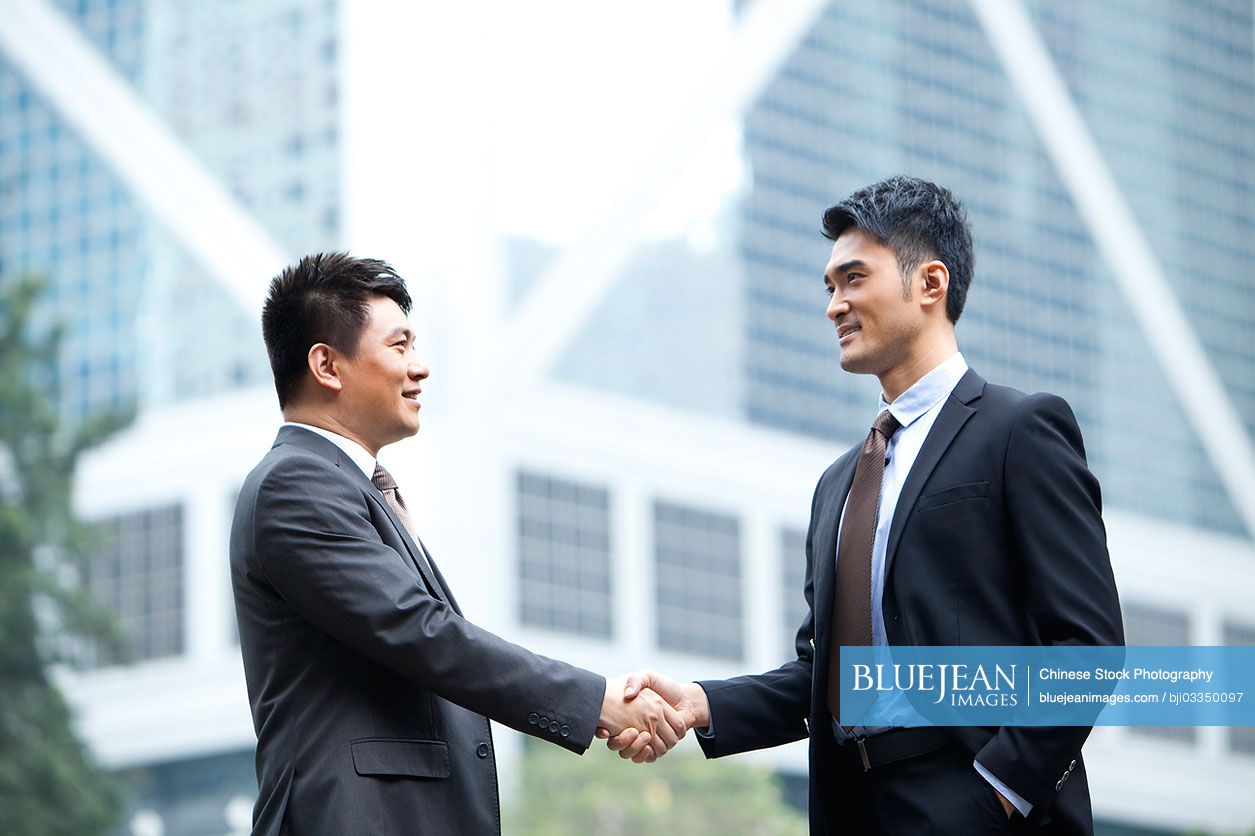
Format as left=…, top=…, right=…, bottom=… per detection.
left=599, top=669, right=710, bottom=763
left=995, top=789, right=1015, bottom=819
left=597, top=674, right=687, bottom=763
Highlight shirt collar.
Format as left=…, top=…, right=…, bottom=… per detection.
left=877, top=351, right=969, bottom=429
left=282, top=422, right=377, bottom=479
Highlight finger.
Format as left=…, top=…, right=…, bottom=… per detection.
left=595, top=727, right=609, bottom=740
left=660, top=701, right=687, bottom=739
left=620, top=731, right=653, bottom=761
left=650, top=710, right=679, bottom=752
left=606, top=728, right=638, bottom=753
left=635, top=690, right=679, bottom=754
left=632, top=742, right=654, bottom=764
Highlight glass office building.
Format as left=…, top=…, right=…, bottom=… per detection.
left=740, top=0, right=1254, bottom=537
left=0, top=0, right=341, bottom=421
left=0, top=0, right=147, bottom=421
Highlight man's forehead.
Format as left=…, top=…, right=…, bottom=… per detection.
left=828, top=229, right=890, bottom=266
left=364, top=296, right=410, bottom=332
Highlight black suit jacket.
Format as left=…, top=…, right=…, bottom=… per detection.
left=696, top=369, right=1124, bottom=835
left=230, top=426, right=605, bottom=835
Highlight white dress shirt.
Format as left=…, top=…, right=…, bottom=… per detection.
left=283, top=422, right=376, bottom=479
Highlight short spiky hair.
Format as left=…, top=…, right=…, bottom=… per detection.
left=822, top=176, right=974, bottom=323
left=261, top=252, right=412, bottom=408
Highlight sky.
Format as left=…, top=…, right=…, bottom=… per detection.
left=479, top=0, right=745, bottom=245
left=342, top=0, right=745, bottom=257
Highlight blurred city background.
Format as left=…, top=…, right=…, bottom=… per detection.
left=1, top=0, right=1253, bottom=833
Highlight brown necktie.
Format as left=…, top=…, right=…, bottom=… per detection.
left=828, top=409, right=901, bottom=726
left=372, top=463, right=437, bottom=581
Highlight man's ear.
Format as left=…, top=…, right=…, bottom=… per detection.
left=919, top=260, right=949, bottom=311
left=307, top=343, right=344, bottom=393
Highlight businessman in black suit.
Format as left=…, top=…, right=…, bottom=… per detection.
left=608, top=176, right=1124, bottom=834
left=231, top=252, right=683, bottom=835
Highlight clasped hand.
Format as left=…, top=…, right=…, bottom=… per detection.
left=596, top=670, right=710, bottom=763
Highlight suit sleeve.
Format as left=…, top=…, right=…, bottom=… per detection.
left=695, top=477, right=821, bottom=758
left=974, top=393, right=1124, bottom=814
left=250, top=453, right=605, bottom=753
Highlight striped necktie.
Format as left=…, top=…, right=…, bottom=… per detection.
left=372, top=463, right=438, bottom=583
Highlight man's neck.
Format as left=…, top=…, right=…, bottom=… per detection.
left=282, top=408, right=379, bottom=457
left=878, top=333, right=959, bottom=404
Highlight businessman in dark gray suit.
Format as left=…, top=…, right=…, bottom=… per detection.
left=231, top=252, right=682, bottom=835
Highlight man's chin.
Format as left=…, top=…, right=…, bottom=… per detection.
left=381, top=422, right=420, bottom=447
left=839, top=352, right=870, bottom=374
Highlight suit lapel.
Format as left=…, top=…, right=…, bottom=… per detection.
left=882, top=369, right=984, bottom=582
left=366, top=492, right=453, bottom=608
left=417, top=540, right=462, bottom=615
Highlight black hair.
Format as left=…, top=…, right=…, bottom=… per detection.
left=822, top=175, right=974, bottom=323
left=261, top=252, right=411, bottom=408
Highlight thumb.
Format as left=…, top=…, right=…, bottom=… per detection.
left=623, top=672, right=649, bottom=700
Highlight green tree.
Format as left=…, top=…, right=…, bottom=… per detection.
left=504, top=740, right=808, bottom=836
left=0, top=276, right=131, bottom=835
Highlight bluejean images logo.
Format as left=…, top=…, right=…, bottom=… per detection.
left=852, top=660, right=1019, bottom=707
left=839, top=646, right=1254, bottom=727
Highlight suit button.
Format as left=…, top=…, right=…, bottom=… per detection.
left=893, top=615, right=900, bottom=622
left=1069, top=759, right=1076, bottom=770
left=548, top=721, right=560, bottom=734
left=538, top=716, right=549, bottom=728
left=477, top=742, right=490, bottom=758
left=1056, top=779, right=1064, bottom=791
left=560, top=725, right=570, bottom=738
left=528, top=713, right=539, bottom=726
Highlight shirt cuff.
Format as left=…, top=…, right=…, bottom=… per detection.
left=694, top=715, right=714, bottom=738
left=973, top=759, right=1032, bottom=818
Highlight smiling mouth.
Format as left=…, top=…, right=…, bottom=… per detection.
left=837, top=325, right=860, bottom=343
left=402, top=391, right=421, bottom=405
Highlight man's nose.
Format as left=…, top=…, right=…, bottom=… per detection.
left=410, top=363, right=429, bottom=380
left=827, top=293, right=848, bottom=321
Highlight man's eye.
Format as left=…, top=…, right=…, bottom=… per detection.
left=847, top=273, right=862, bottom=282
left=824, top=285, right=835, bottom=296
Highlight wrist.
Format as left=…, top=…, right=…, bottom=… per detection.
left=683, top=682, right=711, bottom=729
left=598, top=676, right=621, bottom=729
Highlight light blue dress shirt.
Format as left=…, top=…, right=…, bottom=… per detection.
left=827, top=352, right=1030, bottom=817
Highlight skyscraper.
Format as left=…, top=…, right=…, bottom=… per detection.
left=0, top=0, right=341, bottom=421
left=740, top=0, right=1254, bottom=537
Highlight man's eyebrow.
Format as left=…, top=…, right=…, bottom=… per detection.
left=384, top=326, right=413, bottom=341
left=825, top=259, right=868, bottom=283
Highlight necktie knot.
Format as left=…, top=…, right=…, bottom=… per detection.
left=872, top=409, right=901, bottom=440
left=372, top=463, right=397, bottom=493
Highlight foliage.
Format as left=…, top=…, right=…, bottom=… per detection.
left=504, top=738, right=808, bottom=836
left=0, top=276, right=131, bottom=835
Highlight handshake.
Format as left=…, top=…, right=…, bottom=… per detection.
left=594, top=670, right=711, bottom=763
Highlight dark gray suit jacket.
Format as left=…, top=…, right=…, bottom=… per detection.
left=696, top=370, right=1124, bottom=835
left=231, top=426, right=605, bottom=835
